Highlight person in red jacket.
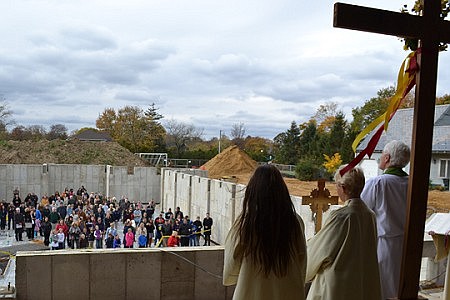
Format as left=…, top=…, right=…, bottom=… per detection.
left=167, top=231, right=179, bottom=247
left=55, top=219, right=68, bottom=248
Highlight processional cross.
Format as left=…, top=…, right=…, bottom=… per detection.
left=303, top=179, right=339, bottom=234
left=334, top=1, right=450, bottom=299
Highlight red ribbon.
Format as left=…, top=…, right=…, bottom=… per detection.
left=340, top=49, right=420, bottom=176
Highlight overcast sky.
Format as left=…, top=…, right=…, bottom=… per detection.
left=2, top=0, right=450, bottom=140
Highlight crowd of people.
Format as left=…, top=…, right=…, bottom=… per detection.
left=0, top=139, right=412, bottom=299
left=0, top=186, right=214, bottom=250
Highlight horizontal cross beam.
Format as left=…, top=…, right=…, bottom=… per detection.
left=334, top=2, right=450, bottom=43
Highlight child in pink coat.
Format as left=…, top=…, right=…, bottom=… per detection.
left=125, top=227, right=134, bottom=248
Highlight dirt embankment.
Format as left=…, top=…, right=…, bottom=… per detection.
left=0, top=140, right=148, bottom=166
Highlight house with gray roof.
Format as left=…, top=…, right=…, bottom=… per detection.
left=70, top=129, right=112, bottom=142
left=357, top=104, right=450, bottom=187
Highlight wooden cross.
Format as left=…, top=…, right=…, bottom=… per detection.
left=334, top=1, right=450, bottom=299
left=303, top=179, right=339, bottom=234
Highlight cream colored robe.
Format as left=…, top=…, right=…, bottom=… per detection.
left=223, top=215, right=306, bottom=300
left=306, top=198, right=381, bottom=300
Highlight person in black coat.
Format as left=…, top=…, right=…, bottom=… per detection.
left=41, top=216, right=52, bottom=246
left=7, top=204, right=15, bottom=230
left=203, top=213, right=213, bottom=246
left=178, top=217, right=192, bottom=247
left=0, top=203, right=7, bottom=230
left=14, top=208, right=25, bottom=241
left=12, top=194, right=21, bottom=208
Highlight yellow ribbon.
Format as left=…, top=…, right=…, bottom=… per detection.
left=352, top=51, right=417, bottom=152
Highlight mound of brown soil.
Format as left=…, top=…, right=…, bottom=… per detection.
left=0, top=140, right=148, bottom=166
left=202, top=145, right=257, bottom=179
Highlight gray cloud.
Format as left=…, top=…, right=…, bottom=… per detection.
left=1, top=0, right=449, bottom=140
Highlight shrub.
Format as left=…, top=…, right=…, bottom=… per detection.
left=295, top=159, right=322, bottom=181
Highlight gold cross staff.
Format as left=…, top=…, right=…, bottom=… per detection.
left=303, top=179, right=338, bottom=234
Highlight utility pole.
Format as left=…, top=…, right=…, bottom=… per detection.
left=218, top=130, right=222, bottom=154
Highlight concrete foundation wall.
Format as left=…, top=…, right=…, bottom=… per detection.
left=16, top=247, right=233, bottom=300
left=176, top=173, right=192, bottom=216
left=189, top=177, right=211, bottom=220
left=0, top=164, right=161, bottom=203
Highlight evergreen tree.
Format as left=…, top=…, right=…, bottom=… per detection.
left=272, top=121, right=300, bottom=165
left=327, top=112, right=347, bottom=156
left=298, top=120, right=318, bottom=159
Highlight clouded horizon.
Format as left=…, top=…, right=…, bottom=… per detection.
left=2, top=0, right=450, bottom=140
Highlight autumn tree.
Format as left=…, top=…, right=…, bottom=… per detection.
left=96, top=108, right=116, bottom=132
left=436, top=94, right=450, bottom=105
left=9, top=125, right=27, bottom=141
left=96, top=104, right=166, bottom=153
left=313, top=102, right=338, bottom=132
left=243, top=136, right=273, bottom=162
left=323, top=153, right=343, bottom=175
left=10, top=125, right=46, bottom=141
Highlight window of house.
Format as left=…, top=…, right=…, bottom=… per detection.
left=439, top=159, right=450, bottom=178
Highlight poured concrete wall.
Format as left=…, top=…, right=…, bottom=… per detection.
left=16, top=247, right=233, bottom=300
left=161, top=170, right=246, bottom=245
left=0, top=164, right=160, bottom=203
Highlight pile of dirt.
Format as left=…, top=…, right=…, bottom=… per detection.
left=0, top=140, right=149, bottom=166
left=202, top=145, right=257, bottom=179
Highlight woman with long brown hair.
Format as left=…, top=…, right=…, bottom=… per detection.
left=223, top=164, right=306, bottom=299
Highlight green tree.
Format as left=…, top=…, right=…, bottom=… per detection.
left=327, top=112, right=348, bottom=157
left=272, top=121, right=301, bottom=165
left=298, top=120, right=318, bottom=159
left=351, top=86, right=396, bottom=134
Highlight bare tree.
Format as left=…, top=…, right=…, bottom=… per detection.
left=27, top=125, right=47, bottom=141
left=47, top=124, right=68, bottom=140
left=230, top=122, right=246, bottom=140
left=165, top=119, right=203, bottom=157
left=0, top=99, right=14, bottom=139
left=230, top=122, right=246, bottom=149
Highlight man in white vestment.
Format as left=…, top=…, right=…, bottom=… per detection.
left=306, top=166, right=381, bottom=300
left=361, top=140, right=410, bottom=299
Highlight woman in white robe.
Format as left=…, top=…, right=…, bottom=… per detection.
left=306, top=165, right=381, bottom=300
left=223, top=164, right=307, bottom=300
